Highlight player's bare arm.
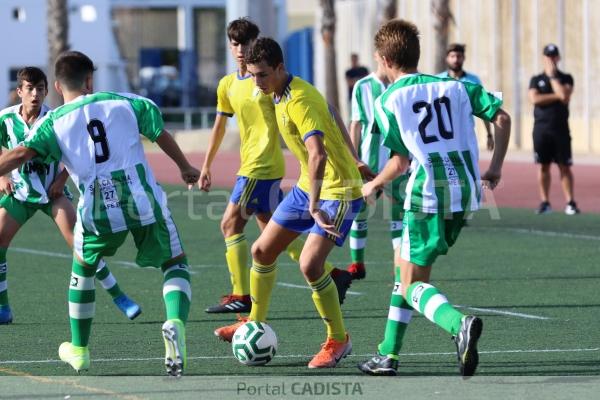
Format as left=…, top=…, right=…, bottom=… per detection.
left=528, top=88, right=562, bottom=106
left=0, top=149, right=13, bottom=195
left=200, top=113, right=228, bottom=192
left=483, top=120, right=494, bottom=151
left=48, top=168, right=70, bottom=199
left=155, top=130, right=200, bottom=188
left=481, top=108, right=511, bottom=190
left=0, top=146, right=37, bottom=177
left=361, top=153, right=409, bottom=202
left=349, top=120, right=362, bottom=152
left=305, top=134, right=340, bottom=237
left=544, top=57, right=573, bottom=104
left=548, top=79, right=573, bottom=104
left=328, top=104, right=376, bottom=181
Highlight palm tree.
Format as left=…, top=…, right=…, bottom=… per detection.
left=320, top=0, right=339, bottom=111
left=431, top=0, right=453, bottom=74
left=47, top=0, right=69, bottom=108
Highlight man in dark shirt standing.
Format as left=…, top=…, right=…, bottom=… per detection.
left=345, top=53, right=369, bottom=101
left=529, top=44, right=579, bottom=215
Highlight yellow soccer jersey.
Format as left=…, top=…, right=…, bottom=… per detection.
left=273, top=76, right=362, bottom=200
left=216, top=72, right=285, bottom=179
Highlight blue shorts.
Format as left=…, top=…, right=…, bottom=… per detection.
left=230, top=176, right=283, bottom=214
left=272, top=186, right=363, bottom=247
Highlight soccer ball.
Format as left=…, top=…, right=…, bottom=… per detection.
left=232, top=321, right=277, bottom=366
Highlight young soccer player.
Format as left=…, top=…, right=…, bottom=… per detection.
left=0, top=52, right=199, bottom=376
left=346, top=51, right=407, bottom=280
left=214, top=38, right=368, bottom=368
left=0, top=67, right=140, bottom=324
left=357, top=20, right=511, bottom=377
left=201, top=18, right=353, bottom=313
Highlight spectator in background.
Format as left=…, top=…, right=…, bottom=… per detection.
left=6, top=89, right=19, bottom=107
left=529, top=44, right=579, bottom=215
left=345, top=53, right=369, bottom=101
left=437, top=43, right=494, bottom=151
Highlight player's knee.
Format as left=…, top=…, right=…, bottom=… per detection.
left=220, top=215, right=236, bottom=237
left=251, top=241, right=273, bottom=265
left=298, top=255, right=320, bottom=281
left=540, top=163, right=551, bottom=173
left=558, top=165, right=572, bottom=176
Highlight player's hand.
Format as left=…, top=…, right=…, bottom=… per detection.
left=357, top=161, right=376, bottom=182
left=486, top=135, right=495, bottom=151
left=0, top=176, right=13, bottom=196
left=310, top=208, right=341, bottom=238
left=481, top=169, right=501, bottom=190
left=180, top=165, right=200, bottom=190
left=199, top=168, right=211, bottom=192
left=361, top=180, right=379, bottom=205
left=47, top=181, right=65, bottom=200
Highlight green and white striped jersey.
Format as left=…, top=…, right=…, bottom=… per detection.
left=351, top=73, right=389, bottom=173
left=375, top=73, right=502, bottom=214
left=0, top=104, right=62, bottom=204
left=25, top=92, right=167, bottom=235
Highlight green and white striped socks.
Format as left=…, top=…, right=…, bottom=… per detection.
left=0, top=248, right=7, bottom=308
left=162, top=259, right=191, bottom=323
left=95, top=259, right=123, bottom=299
left=69, top=260, right=96, bottom=347
left=406, top=281, right=464, bottom=336
left=390, top=220, right=403, bottom=250
left=378, top=267, right=412, bottom=357
left=349, top=204, right=368, bottom=263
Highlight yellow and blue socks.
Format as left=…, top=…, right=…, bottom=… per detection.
left=225, top=233, right=249, bottom=296
left=309, top=271, right=346, bottom=341
left=249, top=261, right=277, bottom=322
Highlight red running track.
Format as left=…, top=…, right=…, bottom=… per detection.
left=146, top=151, right=599, bottom=213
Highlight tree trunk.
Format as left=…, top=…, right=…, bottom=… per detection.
left=47, top=0, right=69, bottom=108
left=431, top=0, right=452, bottom=74
left=320, top=0, right=339, bottom=111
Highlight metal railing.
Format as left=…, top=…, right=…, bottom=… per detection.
left=161, top=107, right=217, bottom=131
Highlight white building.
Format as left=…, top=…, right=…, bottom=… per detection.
left=0, top=0, right=286, bottom=107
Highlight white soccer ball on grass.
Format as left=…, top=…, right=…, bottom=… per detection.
left=232, top=321, right=277, bottom=366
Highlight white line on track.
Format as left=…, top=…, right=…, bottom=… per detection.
left=11, top=246, right=198, bottom=274
left=10, top=247, right=365, bottom=294
left=473, top=227, right=600, bottom=241
left=457, top=305, right=550, bottom=320
left=10, top=248, right=559, bottom=315
left=1, top=347, right=597, bottom=365
left=277, top=282, right=362, bottom=296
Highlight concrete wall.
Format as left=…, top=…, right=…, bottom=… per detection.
left=297, top=0, right=600, bottom=155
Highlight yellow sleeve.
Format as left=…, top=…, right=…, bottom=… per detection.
left=216, top=75, right=234, bottom=116
left=288, top=97, right=329, bottom=142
